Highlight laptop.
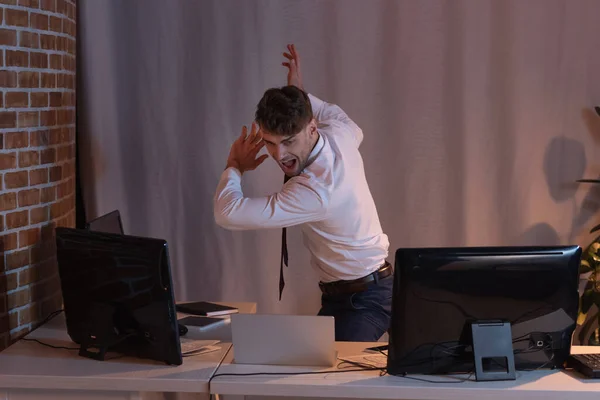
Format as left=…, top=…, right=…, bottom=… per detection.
left=231, top=314, right=337, bottom=367
left=85, top=210, right=124, bottom=235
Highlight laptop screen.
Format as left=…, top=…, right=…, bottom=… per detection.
left=86, top=210, right=124, bottom=234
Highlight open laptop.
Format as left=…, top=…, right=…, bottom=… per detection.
left=85, top=210, right=124, bottom=234
left=231, top=314, right=337, bottom=367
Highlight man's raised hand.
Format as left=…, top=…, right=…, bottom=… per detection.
left=282, top=44, right=303, bottom=90
left=226, top=123, right=268, bottom=173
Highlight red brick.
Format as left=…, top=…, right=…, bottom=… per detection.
left=18, top=111, right=39, bottom=128
left=49, top=165, right=61, bottom=182
left=40, top=34, right=56, bottom=50
left=56, top=0, right=66, bottom=13
left=30, top=130, right=49, bottom=147
left=18, top=268, right=35, bottom=288
left=19, top=31, right=39, bottom=49
left=6, top=210, right=28, bottom=230
left=40, top=110, right=56, bottom=127
left=5, top=131, right=28, bottom=149
left=40, top=187, right=55, bottom=203
left=5, top=9, right=28, bottom=27
left=40, top=148, right=55, bottom=164
left=30, top=206, right=49, bottom=224
left=1, top=233, right=18, bottom=252
left=0, top=112, right=17, bottom=128
left=49, top=15, right=62, bottom=33
left=6, top=50, right=28, bottom=67
left=0, top=215, right=4, bottom=231
left=0, top=28, right=17, bottom=46
left=63, top=55, right=75, bottom=71
left=0, top=71, right=17, bottom=88
left=5, top=92, right=28, bottom=108
left=40, top=0, right=55, bottom=12
left=30, top=12, right=49, bottom=31
left=66, top=1, right=75, bottom=20
left=8, top=288, right=30, bottom=309
left=0, top=0, right=17, bottom=5
left=63, top=19, right=75, bottom=37
left=63, top=92, right=75, bottom=107
left=30, top=168, right=49, bottom=186
left=19, top=189, right=40, bottom=207
left=49, top=128, right=62, bottom=145
left=19, top=150, right=40, bottom=167
left=19, top=228, right=40, bottom=248
left=56, top=145, right=71, bottom=162
left=49, top=92, right=62, bottom=107
left=30, top=52, right=48, bottom=69
left=41, top=73, right=56, bottom=89
left=6, top=272, right=18, bottom=291
left=49, top=54, right=61, bottom=70
left=19, top=72, right=40, bottom=88
left=0, top=193, right=17, bottom=211
left=31, top=92, right=48, bottom=107
left=4, top=171, right=28, bottom=189
left=0, top=152, right=17, bottom=169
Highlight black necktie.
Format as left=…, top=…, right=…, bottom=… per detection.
left=279, top=174, right=291, bottom=300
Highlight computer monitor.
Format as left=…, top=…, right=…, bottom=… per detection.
left=387, top=245, right=581, bottom=378
left=86, top=210, right=124, bottom=235
left=55, top=227, right=182, bottom=365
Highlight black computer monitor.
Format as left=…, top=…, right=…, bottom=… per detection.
left=387, top=245, right=581, bottom=378
left=86, top=210, right=124, bottom=235
left=55, top=227, right=182, bottom=365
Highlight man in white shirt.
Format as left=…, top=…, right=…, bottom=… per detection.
left=214, top=44, right=392, bottom=341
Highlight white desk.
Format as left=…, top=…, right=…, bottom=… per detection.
left=211, top=342, right=600, bottom=400
left=0, top=302, right=255, bottom=400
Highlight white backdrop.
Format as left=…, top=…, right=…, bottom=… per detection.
left=77, top=0, right=600, bottom=322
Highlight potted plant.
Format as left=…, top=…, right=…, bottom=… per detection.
left=576, top=106, right=600, bottom=345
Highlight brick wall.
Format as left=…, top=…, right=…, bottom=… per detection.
left=0, top=0, right=76, bottom=350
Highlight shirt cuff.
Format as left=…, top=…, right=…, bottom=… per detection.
left=222, top=166, right=242, bottom=181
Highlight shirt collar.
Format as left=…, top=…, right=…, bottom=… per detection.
left=305, top=132, right=324, bottom=167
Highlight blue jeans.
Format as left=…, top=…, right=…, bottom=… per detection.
left=317, top=274, right=393, bottom=341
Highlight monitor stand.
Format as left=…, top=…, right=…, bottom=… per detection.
left=77, top=303, right=140, bottom=361
left=78, top=331, right=135, bottom=361
left=471, top=320, right=516, bottom=381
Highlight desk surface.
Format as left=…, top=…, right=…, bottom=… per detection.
left=0, top=301, right=255, bottom=394
left=212, top=342, right=600, bottom=400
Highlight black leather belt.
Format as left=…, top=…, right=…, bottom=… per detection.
left=319, top=261, right=393, bottom=296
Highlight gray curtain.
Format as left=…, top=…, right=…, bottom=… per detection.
left=77, top=0, right=600, bottom=326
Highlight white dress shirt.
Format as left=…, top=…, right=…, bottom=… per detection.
left=214, top=93, right=389, bottom=283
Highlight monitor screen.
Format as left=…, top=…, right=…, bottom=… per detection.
left=387, top=246, right=581, bottom=376
left=86, top=210, right=124, bottom=235
left=55, top=227, right=182, bottom=365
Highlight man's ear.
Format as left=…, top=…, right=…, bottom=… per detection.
left=309, top=118, right=317, bottom=135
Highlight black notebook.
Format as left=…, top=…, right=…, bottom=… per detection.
left=176, top=301, right=238, bottom=317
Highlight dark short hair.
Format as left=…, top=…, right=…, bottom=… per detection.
left=255, top=86, right=313, bottom=136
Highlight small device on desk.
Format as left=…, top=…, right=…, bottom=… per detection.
left=568, top=354, right=600, bottom=378
left=176, top=301, right=238, bottom=317
left=231, top=314, right=337, bottom=367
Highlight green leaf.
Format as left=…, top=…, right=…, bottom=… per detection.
left=580, top=259, right=593, bottom=274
